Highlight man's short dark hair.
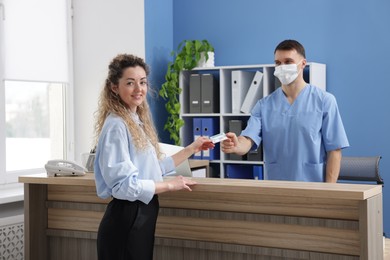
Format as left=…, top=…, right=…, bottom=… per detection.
left=274, top=39, right=306, bottom=58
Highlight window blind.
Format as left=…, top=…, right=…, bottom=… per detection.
left=3, top=0, right=69, bottom=83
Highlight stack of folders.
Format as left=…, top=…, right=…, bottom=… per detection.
left=231, top=70, right=264, bottom=114
left=189, top=74, right=218, bottom=113
left=192, top=117, right=219, bottom=160
left=226, top=164, right=263, bottom=180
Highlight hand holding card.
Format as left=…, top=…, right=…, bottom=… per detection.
left=210, top=133, right=228, bottom=144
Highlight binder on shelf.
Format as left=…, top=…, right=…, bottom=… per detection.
left=192, top=118, right=202, bottom=159
left=226, top=164, right=263, bottom=180
left=247, top=145, right=263, bottom=161
left=208, top=164, right=220, bottom=178
left=189, top=74, right=201, bottom=113
left=228, top=120, right=246, bottom=161
left=253, top=165, right=263, bottom=180
left=231, top=70, right=255, bottom=114
left=226, top=164, right=254, bottom=179
left=201, top=74, right=218, bottom=113
left=240, top=71, right=263, bottom=114
left=192, top=117, right=219, bottom=160
left=201, top=118, right=218, bottom=160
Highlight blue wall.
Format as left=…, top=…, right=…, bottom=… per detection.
left=146, top=0, right=390, bottom=235
left=145, top=0, right=173, bottom=142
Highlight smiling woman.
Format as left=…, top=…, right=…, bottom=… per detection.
left=92, top=53, right=213, bottom=260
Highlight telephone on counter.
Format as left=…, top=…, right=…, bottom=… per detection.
left=45, top=159, right=86, bottom=177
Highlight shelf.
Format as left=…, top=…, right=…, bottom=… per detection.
left=179, top=63, right=326, bottom=179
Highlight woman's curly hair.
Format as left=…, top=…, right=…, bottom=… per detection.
left=93, top=54, right=161, bottom=157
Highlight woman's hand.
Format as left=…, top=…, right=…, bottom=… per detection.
left=170, top=136, right=214, bottom=169
left=189, top=136, right=215, bottom=154
left=166, top=175, right=197, bottom=192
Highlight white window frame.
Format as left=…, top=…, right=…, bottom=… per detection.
left=0, top=0, right=74, bottom=201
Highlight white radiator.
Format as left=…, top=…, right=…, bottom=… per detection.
left=0, top=215, right=24, bottom=260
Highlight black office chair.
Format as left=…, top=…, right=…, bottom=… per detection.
left=338, top=156, right=384, bottom=185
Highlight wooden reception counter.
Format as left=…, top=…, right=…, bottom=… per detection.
left=19, top=173, right=383, bottom=260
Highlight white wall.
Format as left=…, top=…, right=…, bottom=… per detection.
left=72, top=0, right=145, bottom=162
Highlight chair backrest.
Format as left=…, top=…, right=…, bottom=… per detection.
left=338, top=156, right=384, bottom=185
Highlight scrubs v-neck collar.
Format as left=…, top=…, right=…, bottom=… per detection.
left=280, top=84, right=309, bottom=111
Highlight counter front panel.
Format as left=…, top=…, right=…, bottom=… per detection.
left=19, top=173, right=383, bottom=260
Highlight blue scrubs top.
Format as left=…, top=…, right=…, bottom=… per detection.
left=94, top=113, right=175, bottom=204
left=241, top=84, right=349, bottom=182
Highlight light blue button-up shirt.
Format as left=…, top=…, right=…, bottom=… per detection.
left=241, top=84, right=349, bottom=182
left=94, top=113, right=175, bottom=204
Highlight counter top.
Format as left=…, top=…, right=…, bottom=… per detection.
left=19, top=173, right=381, bottom=201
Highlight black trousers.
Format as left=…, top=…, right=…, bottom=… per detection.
left=97, top=196, right=159, bottom=260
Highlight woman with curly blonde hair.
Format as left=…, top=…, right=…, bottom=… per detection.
left=93, top=54, right=213, bottom=260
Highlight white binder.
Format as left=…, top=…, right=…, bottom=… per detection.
left=240, top=71, right=264, bottom=114
left=231, top=70, right=255, bottom=114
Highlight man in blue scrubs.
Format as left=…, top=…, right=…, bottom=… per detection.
left=221, top=39, right=349, bottom=182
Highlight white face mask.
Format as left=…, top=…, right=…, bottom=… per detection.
left=273, top=62, right=301, bottom=86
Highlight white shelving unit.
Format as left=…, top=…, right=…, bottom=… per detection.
left=179, top=62, right=326, bottom=178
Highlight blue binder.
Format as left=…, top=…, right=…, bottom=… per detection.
left=192, top=118, right=203, bottom=159
left=226, top=164, right=254, bottom=179
left=201, top=118, right=219, bottom=160
left=253, top=165, right=263, bottom=180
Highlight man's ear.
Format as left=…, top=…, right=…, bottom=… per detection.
left=301, top=58, right=307, bottom=69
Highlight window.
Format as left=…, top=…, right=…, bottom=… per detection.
left=5, top=81, right=65, bottom=172
left=0, top=0, right=73, bottom=186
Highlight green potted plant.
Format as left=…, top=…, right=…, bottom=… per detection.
left=159, top=39, right=215, bottom=145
